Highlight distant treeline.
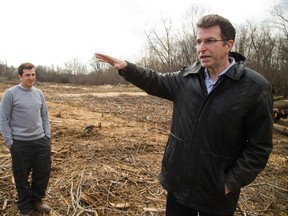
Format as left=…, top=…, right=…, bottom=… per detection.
left=0, top=2, right=287, bottom=96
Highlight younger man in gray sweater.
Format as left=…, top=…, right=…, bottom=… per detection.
left=0, top=62, right=51, bottom=216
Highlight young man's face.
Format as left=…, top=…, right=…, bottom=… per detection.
left=18, top=68, right=36, bottom=89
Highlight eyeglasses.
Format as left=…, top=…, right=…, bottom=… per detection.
left=195, top=38, right=229, bottom=47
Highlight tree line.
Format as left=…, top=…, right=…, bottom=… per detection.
left=0, top=1, right=287, bottom=96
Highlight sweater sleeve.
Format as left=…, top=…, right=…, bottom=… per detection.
left=0, top=90, right=14, bottom=145
left=40, top=91, right=51, bottom=138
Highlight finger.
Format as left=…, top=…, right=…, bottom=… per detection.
left=96, top=58, right=107, bottom=63
left=95, top=53, right=109, bottom=59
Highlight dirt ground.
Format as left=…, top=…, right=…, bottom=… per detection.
left=0, top=82, right=287, bottom=216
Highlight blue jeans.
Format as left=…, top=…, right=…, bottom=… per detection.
left=166, top=193, right=234, bottom=216
left=10, top=136, right=51, bottom=214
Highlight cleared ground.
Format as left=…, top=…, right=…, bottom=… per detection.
left=0, top=82, right=287, bottom=216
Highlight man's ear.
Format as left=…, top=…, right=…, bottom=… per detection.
left=226, top=40, right=234, bottom=53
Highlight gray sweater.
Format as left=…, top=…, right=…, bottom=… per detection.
left=0, top=84, right=51, bottom=145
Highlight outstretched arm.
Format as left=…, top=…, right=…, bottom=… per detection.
left=95, top=53, right=128, bottom=70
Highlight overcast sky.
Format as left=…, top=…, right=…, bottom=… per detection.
left=0, top=0, right=277, bottom=67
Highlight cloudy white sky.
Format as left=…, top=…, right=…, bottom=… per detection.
left=0, top=0, right=277, bottom=67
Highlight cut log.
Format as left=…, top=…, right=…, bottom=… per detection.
left=277, top=118, right=288, bottom=127
left=273, top=96, right=284, bottom=101
left=273, top=123, right=288, bottom=136
left=274, top=108, right=288, bottom=121
left=280, top=109, right=288, bottom=115
left=274, top=100, right=288, bottom=109
left=273, top=108, right=279, bottom=119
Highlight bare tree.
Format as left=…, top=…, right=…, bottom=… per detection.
left=89, top=55, right=108, bottom=74
left=143, top=17, right=178, bottom=71
left=179, top=4, right=208, bottom=65
left=140, top=4, right=206, bottom=71
left=63, top=58, right=87, bottom=75
left=271, top=0, right=288, bottom=38
left=270, top=0, right=288, bottom=95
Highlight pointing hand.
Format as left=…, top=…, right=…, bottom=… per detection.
left=95, top=53, right=128, bottom=70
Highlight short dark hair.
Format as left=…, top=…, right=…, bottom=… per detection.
left=196, top=14, right=236, bottom=41
left=18, top=62, right=35, bottom=75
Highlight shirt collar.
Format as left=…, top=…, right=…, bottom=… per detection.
left=204, top=57, right=236, bottom=80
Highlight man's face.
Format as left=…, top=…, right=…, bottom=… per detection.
left=19, top=68, right=36, bottom=89
left=196, top=25, right=232, bottom=72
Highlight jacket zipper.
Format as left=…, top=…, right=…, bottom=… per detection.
left=182, top=77, right=224, bottom=196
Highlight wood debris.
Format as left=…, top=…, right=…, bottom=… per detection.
left=0, top=83, right=287, bottom=215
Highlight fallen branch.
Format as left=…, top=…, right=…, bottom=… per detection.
left=70, top=169, right=99, bottom=216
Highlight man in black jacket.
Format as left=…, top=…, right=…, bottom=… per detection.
left=95, top=14, right=273, bottom=216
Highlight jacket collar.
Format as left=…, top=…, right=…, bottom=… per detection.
left=183, top=52, right=246, bottom=80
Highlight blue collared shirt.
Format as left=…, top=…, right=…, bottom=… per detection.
left=204, top=57, right=236, bottom=93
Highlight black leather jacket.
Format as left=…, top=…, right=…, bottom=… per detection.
left=119, top=52, right=273, bottom=215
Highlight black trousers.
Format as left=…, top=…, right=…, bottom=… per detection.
left=166, top=193, right=234, bottom=216
left=10, top=136, right=51, bottom=214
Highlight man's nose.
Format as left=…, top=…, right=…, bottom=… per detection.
left=197, top=43, right=207, bottom=51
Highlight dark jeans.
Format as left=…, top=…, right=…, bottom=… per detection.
left=10, top=136, right=51, bottom=214
left=166, top=193, right=234, bottom=216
